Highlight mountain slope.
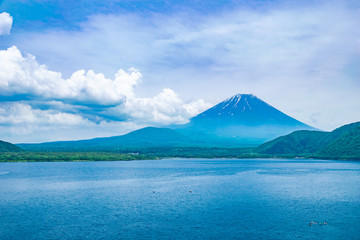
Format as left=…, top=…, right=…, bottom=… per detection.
left=256, top=130, right=329, bottom=154
left=0, top=140, right=23, bottom=152
left=257, top=121, right=360, bottom=159
left=176, top=94, right=315, bottom=144
left=316, top=122, right=360, bottom=159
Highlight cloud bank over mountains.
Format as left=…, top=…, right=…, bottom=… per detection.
left=0, top=15, right=211, bottom=142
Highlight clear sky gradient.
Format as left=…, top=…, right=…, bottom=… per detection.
left=0, top=0, right=359, bottom=143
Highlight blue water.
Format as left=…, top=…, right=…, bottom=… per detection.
left=0, top=159, right=359, bottom=240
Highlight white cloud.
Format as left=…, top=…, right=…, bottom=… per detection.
left=0, top=103, right=89, bottom=126
left=0, top=12, right=12, bottom=35
left=0, top=99, right=210, bottom=143
left=122, top=88, right=211, bottom=125
left=0, top=46, right=142, bottom=106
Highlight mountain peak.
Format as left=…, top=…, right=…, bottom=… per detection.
left=195, top=94, right=269, bottom=119
left=227, top=93, right=256, bottom=102
left=188, top=93, right=314, bottom=130
left=232, top=93, right=255, bottom=98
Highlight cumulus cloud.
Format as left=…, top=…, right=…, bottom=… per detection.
left=0, top=46, right=142, bottom=106
left=0, top=12, right=12, bottom=35
left=122, top=88, right=211, bottom=125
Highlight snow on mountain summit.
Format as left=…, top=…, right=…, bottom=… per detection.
left=196, top=94, right=272, bottom=118
left=189, top=93, right=313, bottom=128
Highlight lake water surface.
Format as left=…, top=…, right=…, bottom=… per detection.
left=0, top=159, right=359, bottom=239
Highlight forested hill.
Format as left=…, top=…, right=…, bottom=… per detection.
left=257, top=121, right=360, bottom=160
left=0, top=140, right=23, bottom=152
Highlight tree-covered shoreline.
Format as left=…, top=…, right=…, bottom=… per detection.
left=1, top=147, right=359, bottom=162
left=0, top=152, right=156, bottom=162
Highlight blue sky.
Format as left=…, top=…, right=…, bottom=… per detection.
left=0, top=0, right=359, bottom=143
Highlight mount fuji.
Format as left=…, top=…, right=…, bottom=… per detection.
left=174, top=94, right=315, bottom=144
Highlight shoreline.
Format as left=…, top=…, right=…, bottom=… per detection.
left=0, top=152, right=359, bottom=163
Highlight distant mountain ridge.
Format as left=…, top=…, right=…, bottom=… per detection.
left=18, top=127, right=188, bottom=151
left=18, top=93, right=316, bottom=151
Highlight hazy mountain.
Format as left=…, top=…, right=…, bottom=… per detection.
left=175, top=94, right=315, bottom=144
left=18, top=127, right=189, bottom=151
left=257, top=121, right=360, bottom=159
left=0, top=140, right=23, bottom=152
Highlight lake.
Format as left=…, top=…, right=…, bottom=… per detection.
left=0, top=159, right=359, bottom=239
